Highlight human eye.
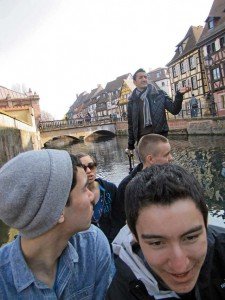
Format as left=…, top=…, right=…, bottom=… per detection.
left=148, top=240, right=165, bottom=248
left=184, top=234, right=200, bottom=243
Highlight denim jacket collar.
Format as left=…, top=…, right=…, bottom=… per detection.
left=10, top=235, right=79, bottom=294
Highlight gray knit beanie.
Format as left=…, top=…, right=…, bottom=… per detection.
left=0, top=149, right=73, bottom=238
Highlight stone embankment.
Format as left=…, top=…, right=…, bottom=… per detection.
left=116, top=117, right=225, bottom=136
left=0, top=111, right=41, bottom=167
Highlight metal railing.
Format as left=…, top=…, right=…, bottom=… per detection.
left=166, top=104, right=218, bottom=120
left=38, top=117, right=115, bottom=132
left=39, top=105, right=219, bottom=132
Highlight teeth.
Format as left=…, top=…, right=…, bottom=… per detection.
left=173, top=271, right=188, bottom=277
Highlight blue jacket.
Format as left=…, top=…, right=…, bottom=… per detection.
left=0, top=225, right=111, bottom=299
left=128, top=87, right=183, bottom=149
left=93, top=178, right=118, bottom=243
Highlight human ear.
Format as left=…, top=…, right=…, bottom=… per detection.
left=146, top=154, right=153, bottom=165
left=132, top=233, right=139, bottom=244
left=58, top=212, right=65, bottom=224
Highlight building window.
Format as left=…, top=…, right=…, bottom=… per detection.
left=208, top=20, right=214, bottom=29
left=162, top=82, right=165, bottom=87
left=156, top=71, right=161, bottom=78
left=174, top=82, right=179, bottom=92
left=180, top=61, right=185, bottom=74
left=212, top=67, right=221, bottom=81
left=191, top=76, right=197, bottom=89
left=172, top=66, right=177, bottom=77
left=207, top=44, right=211, bottom=54
left=220, top=36, right=225, bottom=48
left=178, top=45, right=183, bottom=54
left=189, top=56, right=196, bottom=69
left=207, top=42, right=216, bottom=54
left=182, top=80, right=186, bottom=87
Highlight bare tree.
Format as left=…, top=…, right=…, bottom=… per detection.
left=40, top=110, right=55, bottom=121
left=11, top=83, right=28, bottom=94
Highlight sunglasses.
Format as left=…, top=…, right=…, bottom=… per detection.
left=82, top=162, right=96, bottom=171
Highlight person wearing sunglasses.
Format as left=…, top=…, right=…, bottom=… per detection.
left=76, top=153, right=118, bottom=244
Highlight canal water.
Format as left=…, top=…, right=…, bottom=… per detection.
left=0, top=135, right=225, bottom=246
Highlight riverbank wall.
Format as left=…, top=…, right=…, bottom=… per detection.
left=115, top=116, right=225, bottom=136
left=0, top=111, right=41, bottom=167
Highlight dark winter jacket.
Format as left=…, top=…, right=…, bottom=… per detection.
left=106, top=225, right=225, bottom=300
left=92, top=178, right=118, bottom=243
left=128, top=86, right=183, bottom=149
left=112, top=163, right=143, bottom=230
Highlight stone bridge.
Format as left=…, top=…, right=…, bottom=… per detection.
left=39, top=119, right=116, bottom=145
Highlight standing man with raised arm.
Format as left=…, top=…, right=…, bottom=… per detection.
left=127, top=68, right=190, bottom=153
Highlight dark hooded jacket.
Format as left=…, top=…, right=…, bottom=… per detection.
left=128, top=86, right=183, bottom=150
left=106, top=225, right=225, bottom=300
left=111, top=163, right=143, bottom=232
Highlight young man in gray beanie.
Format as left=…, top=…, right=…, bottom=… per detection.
left=0, top=149, right=111, bottom=299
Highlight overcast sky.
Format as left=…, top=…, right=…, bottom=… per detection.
left=0, top=0, right=214, bottom=119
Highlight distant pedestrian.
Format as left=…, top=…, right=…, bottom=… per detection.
left=206, top=92, right=217, bottom=117
left=189, top=94, right=199, bottom=117
left=122, top=111, right=127, bottom=121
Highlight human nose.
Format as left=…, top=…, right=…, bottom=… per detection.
left=167, top=245, right=189, bottom=273
left=85, top=166, right=92, bottom=173
left=168, top=154, right=174, bottom=162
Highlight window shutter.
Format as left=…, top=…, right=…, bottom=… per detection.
left=215, top=38, right=220, bottom=51
left=203, top=46, right=207, bottom=57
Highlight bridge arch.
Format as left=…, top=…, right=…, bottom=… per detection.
left=84, top=129, right=115, bottom=141
left=43, top=135, right=80, bottom=147
left=40, top=122, right=116, bottom=146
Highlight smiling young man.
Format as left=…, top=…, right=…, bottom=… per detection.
left=127, top=68, right=190, bottom=154
left=0, top=149, right=111, bottom=299
left=107, top=164, right=225, bottom=300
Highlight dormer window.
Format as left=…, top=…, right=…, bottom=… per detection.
left=208, top=20, right=214, bottom=29
left=207, top=16, right=220, bottom=30
left=178, top=45, right=183, bottom=54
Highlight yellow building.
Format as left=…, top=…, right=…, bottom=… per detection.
left=118, top=79, right=135, bottom=118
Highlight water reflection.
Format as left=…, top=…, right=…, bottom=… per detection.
left=0, top=135, right=225, bottom=246
left=66, top=135, right=225, bottom=226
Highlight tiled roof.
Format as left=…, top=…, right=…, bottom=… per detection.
left=197, top=0, right=225, bottom=45
left=167, top=26, right=203, bottom=66
left=105, top=73, right=131, bottom=92
left=66, top=92, right=88, bottom=114
left=147, top=68, right=169, bottom=81
left=96, top=90, right=109, bottom=104
left=89, top=89, right=104, bottom=105
left=85, top=85, right=103, bottom=106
